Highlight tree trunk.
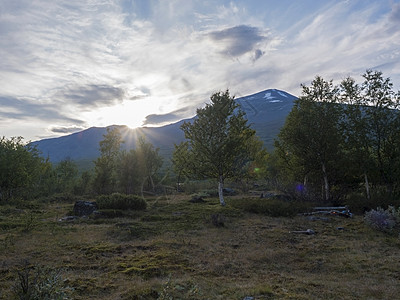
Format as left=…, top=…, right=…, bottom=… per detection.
left=321, top=162, right=330, bottom=202
left=218, top=175, right=226, bottom=206
left=149, top=175, right=155, bottom=192
left=364, top=172, right=370, bottom=200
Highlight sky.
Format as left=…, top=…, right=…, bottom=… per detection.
left=1, top=0, right=400, bottom=141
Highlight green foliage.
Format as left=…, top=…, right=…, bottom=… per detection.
left=0, top=137, right=44, bottom=201
left=93, top=129, right=163, bottom=196
left=135, top=136, right=163, bottom=195
left=93, top=127, right=124, bottom=194
left=275, top=70, right=400, bottom=205
left=275, top=76, right=343, bottom=202
left=117, top=149, right=141, bottom=194
left=54, top=159, right=78, bottom=194
left=344, top=190, right=400, bottom=214
left=73, top=171, right=93, bottom=195
left=97, top=193, right=147, bottom=210
left=174, top=90, right=265, bottom=205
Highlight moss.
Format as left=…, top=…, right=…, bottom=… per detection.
left=119, top=251, right=188, bottom=279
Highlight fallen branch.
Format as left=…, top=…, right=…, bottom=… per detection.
left=290, top=229, right=316, bottom=235
left=301, top=206, right=352, bottom=218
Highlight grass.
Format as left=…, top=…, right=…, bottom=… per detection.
left=1, top=194, right=400, bottom=299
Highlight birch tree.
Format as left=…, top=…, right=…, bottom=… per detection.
left=93, top=127, right=124, bottom=194
left=176, top=90, right=260, bottom=206
left=276, top=76, right=343, bottom=202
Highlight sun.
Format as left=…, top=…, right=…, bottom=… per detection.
left=81, top=97, right=175, bottom=129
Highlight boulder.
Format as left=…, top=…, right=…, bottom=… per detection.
left=189, top=195, right=205, bottom=203
left=222, top=187, right=237, bottom=196
left=73, top=200, right=98, bottom=216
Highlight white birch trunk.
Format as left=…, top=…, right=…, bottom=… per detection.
left=321, top=162, right=330, bottom=202
left=218, top=176, right=226, bottom=206
left=364, top=172, right=370, bottom=200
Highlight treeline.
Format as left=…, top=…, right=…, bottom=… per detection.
left=0, top=129, right=163, bottom=202
left=273, top=70, right=400, bottom=205
left=1, top=69, right=399, bottom=209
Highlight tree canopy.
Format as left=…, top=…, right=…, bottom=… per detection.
left=275, top=70, right=400, bottom=203
left=173, top=90, right=265, bottom=205
left=0, top=136, right=43, bottom=201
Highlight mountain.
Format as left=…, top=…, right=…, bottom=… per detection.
left=31, top=89, right=297, bottom=163
left=236, top=89, right=297, bottom=148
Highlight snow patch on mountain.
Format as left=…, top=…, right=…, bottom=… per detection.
left=263, top=92, right=271, bottom=99
left=277, top=91, right=288, bottom=98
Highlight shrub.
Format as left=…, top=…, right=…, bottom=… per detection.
left=345, top=191, right=400, bottom=214
left=364, top=207, right=397, bottom=232
left=97, top=193, right=147, bottom=210
left=230, top=197, right=310, bottom=217
left=13, top=261, right=73, bottom=300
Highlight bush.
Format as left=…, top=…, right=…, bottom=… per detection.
left=13, top=261, right=73, bottom=300
left=364, top=206, right=398, bottom=232
left=97, top=193, right=147, bottom=210
left=345, top=191, right=400, bottom=214
left=230, top=197, right=310, bottom=217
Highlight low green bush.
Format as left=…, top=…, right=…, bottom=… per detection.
left=230, top=197, right=311, bottom=217
left=345, top=191, right=400, bottom=214
left=97, top=193, right=147, bottom=210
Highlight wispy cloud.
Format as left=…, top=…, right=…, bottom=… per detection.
left=60, top=85, right=126, bottom=109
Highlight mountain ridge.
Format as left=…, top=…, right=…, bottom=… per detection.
left=31, top=89, right=297, bottom=162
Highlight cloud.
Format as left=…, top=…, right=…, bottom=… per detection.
left=60, top=84, right=126, bottom=109
left=390, top=2, right=400, bottom=23
left=208, top=25, right=269, bottom=59
left=49, top=125, right=86, bottom=134
left=143, top=107, right=194, bottom=126
left=252, top=49, right=265, bottom=62
left=0, top=96, right=84, bottom=124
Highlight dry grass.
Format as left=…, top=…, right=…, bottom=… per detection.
left=1, top=195, right=400, bottom=299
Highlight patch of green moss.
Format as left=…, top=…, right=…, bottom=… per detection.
left=119, top=251, right=188, bottom=279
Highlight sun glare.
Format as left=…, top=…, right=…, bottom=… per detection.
left=82, top=97, right=176, bottom=129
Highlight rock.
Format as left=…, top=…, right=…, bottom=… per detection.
left=291, top=229, right=316, bottom=235
left=58, top=216, right=79, bottom=222
left=73, top=200, right=98, bottom=216
left=190, top=195, right=205, bottom=203
left=223, top=188, right=237, bottom=196
left=306, top=216, right=330, bottom=221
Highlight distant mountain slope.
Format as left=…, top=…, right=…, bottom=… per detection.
left=31, top=89, right=297, bottom=162
left=236, top=89, right=297, bottom=148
